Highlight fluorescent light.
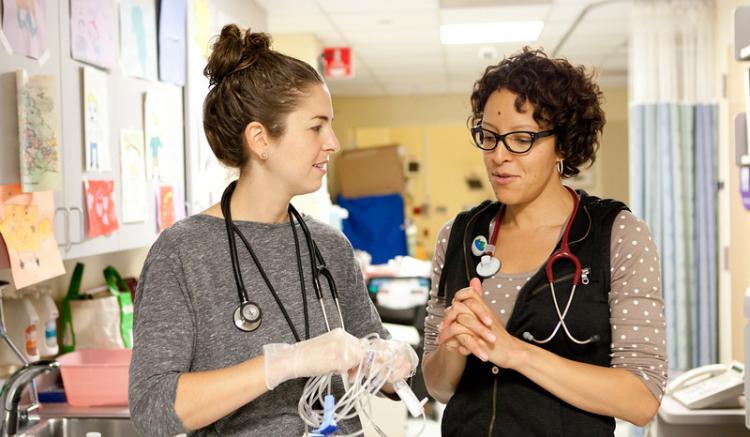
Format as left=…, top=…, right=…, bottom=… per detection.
left=440, top=21, right=544, bottom=45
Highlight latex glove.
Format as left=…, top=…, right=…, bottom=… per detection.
left=263, top=328, right=364, bottom=390
left=369, top=338, right=419, bottom=385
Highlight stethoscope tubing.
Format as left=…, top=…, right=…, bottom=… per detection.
left=222, top=181, right=346, bottom=336
left=524, top=187, right=598, bottom=345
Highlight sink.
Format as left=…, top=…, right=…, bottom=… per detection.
left=18, top=417, right=137, bottom=437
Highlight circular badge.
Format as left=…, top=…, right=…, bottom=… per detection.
left=471, top=235, right=488, bottom=256
left=476, top=255, right=501, bottom=277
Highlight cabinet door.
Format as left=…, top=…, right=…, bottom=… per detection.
left=0, top=0, right=66, bottom=246
left=56, top=0, right=120, bottom=259
left=56, top=0, right=186, bottom=259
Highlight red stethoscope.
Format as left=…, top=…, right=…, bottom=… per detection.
left=472, top=186, right=598, bottom=345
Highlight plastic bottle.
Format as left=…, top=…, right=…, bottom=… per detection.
left=28, top=293, right=59, bottom=357
left=0, top=297, right=41, bottom=365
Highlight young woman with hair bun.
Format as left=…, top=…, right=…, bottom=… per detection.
left=128, top=25, right=417, bottom=436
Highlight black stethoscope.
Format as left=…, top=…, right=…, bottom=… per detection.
left=221, top=181, right=345, bottom=339
left=471, top=186, right=598, bottom=345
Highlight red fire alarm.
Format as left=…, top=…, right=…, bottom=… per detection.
left=321, top=47, right=353, bottom=79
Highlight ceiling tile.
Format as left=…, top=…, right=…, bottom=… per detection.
left=267, top=13, right=332, bottom=33
left=258, top=0, right=630, bottom=96
left=255, top=0, right=320, bottom=13
left=546, top=3, right=586, bottom=21
left=319, top=0, right=439, bottom=13
left=328, top=11, right=439, bottom=32
left=345, top=30, right=440, bottom=45
left=440, top=5, right=550, bottom=24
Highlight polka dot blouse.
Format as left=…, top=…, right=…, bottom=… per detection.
left=423, top=210, right=668, bottom=401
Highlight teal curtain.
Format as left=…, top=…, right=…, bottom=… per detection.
left=629, top=0, right=718, bottom=372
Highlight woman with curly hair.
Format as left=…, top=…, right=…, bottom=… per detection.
left=422, top=47, right=667, bottom=436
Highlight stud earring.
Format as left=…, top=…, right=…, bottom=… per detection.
left=261, top=151, right=268, bottom=160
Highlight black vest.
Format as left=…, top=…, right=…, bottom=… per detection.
left=439, top=191, right=627, bottom=437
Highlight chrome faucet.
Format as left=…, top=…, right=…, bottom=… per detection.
left=0, top=360, right=59, bottom=437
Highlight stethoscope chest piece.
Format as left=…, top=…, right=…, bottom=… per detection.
left=234, top=301, right=262, bottom=332
left=476, top=254, right=501, bottom=277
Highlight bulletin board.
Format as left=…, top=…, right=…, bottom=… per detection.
left=0, top=0, right=186, bottom=259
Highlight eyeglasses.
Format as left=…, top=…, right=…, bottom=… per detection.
left=470, top=125, right=557, bottom=154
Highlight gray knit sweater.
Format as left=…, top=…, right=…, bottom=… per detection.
left=128, top=214, right=386, bottom=437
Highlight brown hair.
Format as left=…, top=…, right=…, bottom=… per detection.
left=202, top=24, right=323, bottom=168
left=469, top=47, right=605, bottom=177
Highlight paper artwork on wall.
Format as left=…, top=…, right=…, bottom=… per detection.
left=83, top=66, right=111, bottom=171
left=119, top=0, right=157, bottom=80
left=158, top=0, right=186, bottom=86
left=144, top=86, right=182, bottom=181
left=0, top=184, right=65, bottom=289
left=84, top=179, right=119, bottom=237
left=156, top=185, right=175, bottom=231
left=1, top=0, right=48, bottom=60
left=16, top=69, right=62, bottom=192
left=191, top=0, right=213, bottom=60
left=70, top=0, right=117, bottom=69
left=120, top=129, right=147, bottom=223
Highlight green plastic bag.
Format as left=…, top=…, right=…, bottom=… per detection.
left=60, top=263, right=134, bottom=352
left=103, top=265, right=134, bottom=349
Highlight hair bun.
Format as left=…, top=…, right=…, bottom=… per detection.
left=244, top=32, right=271, bottom=52
left=204, top=24, right=272, bottom=87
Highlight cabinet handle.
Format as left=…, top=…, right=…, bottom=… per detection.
left=69, top=207, right=85, bottom=246
left=55, top=207, right=69, bottom=249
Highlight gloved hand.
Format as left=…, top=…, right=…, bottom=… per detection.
left=263, top=328, right=364, bottom=390
left=368, top=338, right=419, bottom=385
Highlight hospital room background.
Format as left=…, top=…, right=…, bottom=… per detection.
left=0, top=0, right=750, bottom=436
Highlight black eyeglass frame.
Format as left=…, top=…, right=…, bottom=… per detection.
left=470, top=124, right=557, bottom=154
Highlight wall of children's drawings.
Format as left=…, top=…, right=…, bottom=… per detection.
left=0, top=0, right=188, bottom=290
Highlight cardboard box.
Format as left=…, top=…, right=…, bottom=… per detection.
left=337, top=145, right=406, bottom=198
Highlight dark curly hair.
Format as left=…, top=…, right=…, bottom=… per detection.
left=202, top=24, right=323, bottom=168
left=469, top=47, right=604, bottom=177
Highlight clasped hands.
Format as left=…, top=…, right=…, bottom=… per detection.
left=437, top=278, right=522, bottom=368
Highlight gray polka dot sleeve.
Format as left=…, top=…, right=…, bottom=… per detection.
left=423, top=212, right=667, bottom=402
left=608, top=212, right=667, bottom=400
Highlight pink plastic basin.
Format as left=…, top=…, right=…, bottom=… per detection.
left=57, top=349, right=131, bottom=407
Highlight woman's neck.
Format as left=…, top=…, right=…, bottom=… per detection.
left=502, top=182, right=574, bottom=232
left=228, top=174, right=291, bottom=223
